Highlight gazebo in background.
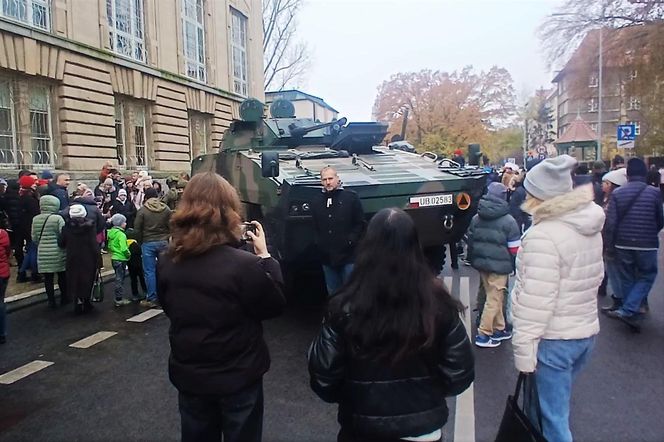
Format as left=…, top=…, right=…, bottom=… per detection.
left=555, top=116, right=599, bottom=161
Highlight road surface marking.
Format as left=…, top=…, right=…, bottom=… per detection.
left=0, top=360, right=54, bottom=385
left=126, top=309, right=164, bottom=323
left=69, top=331, right=118, bottom=349
left=455, top=276, right=475, bottom=442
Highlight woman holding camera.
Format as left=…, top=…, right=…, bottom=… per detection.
left=308, top=208, right=474, bottom=442
left=157, top=172, right=286, bottom=442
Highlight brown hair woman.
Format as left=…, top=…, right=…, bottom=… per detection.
left=157, top=172, right=285, bottom=442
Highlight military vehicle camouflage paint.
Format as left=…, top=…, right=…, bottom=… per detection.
left=192, top=99, right=487, bottom=275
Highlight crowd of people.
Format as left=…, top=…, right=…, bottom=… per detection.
left=0, top=151, right=661, bottom=442
left=0, top=163, right=190, bottom=344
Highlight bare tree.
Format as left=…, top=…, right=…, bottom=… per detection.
left=540, top=0, right=664, bottom=68
left=263, top=0, right=310, bottom=91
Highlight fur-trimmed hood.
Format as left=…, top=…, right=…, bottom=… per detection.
left=526, top=185, right=605, bottom=236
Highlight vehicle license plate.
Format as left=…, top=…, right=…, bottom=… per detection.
left=409, top=194, right=453, bottom=208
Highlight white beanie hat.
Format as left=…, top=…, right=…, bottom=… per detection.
left=70, top=204, right=87, bottom=219
left=524, top=154, right=577, bottom=201
left=602, top=168, right=627, bottom=187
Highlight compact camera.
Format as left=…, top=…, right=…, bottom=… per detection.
left=241, top=222, right=257, bottom=241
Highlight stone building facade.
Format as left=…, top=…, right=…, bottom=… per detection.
left=0, top=0, right=263, bottom=174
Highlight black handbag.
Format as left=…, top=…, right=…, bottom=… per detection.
left=495, top=373, right=547, bottom=442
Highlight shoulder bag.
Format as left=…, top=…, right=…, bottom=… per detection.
left=495, top=372, right=546, bottom=442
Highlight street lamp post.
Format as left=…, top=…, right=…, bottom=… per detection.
left=598, top=26, right=603, bottom=160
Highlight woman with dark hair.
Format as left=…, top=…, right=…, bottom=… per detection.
left=308, top=208, right=474, bottom=442
left=157, top=172, right=285, bottom=442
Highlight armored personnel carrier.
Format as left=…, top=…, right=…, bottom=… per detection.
left=192, top=98, right=487, bottom=295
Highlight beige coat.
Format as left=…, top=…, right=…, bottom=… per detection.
left=512, top=186, right=604, bottom=372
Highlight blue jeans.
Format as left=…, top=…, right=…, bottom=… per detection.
left=112, top=260, right=127, bottom=300
left=322, top=263, right=354, bottom=296
left=142, top=240, right=168, bottom=302
left=0, top=277, right=8, bottom=337
left=529, top=337, right=595, bottom=442
left=19, top=241, right=37, bottom=275
left=604, top=256, right=623, bottom=299
left=615, top=249, right=658, bottom=316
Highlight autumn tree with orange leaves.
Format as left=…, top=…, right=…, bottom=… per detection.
left=372, top=66, right=518, bottom=161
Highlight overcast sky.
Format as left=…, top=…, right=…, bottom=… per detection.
left=295, top=0, right=565, bottom=121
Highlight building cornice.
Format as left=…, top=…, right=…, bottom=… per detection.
left=0, top=18, right=244, bottom=102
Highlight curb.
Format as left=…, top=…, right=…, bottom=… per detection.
left=6, top=270, right=115, bottom=313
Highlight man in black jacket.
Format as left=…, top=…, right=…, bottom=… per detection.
left=311, top=167, right=365, bottom=295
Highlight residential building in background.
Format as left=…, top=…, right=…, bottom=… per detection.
left=549, top=28, right=644, bottom=157
left=265, top=90, right=339, bottom=123
left=0, top=0, right=263, bottom=173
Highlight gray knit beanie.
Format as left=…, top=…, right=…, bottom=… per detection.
left=110, top=213, right=127, bottom=227
left=524, top=154, right=577, bottom=201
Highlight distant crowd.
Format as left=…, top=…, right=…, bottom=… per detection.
left=0, top=163, right=190, bottom=344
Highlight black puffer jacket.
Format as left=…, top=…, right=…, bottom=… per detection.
left=308, top=309, right=474, bottom=438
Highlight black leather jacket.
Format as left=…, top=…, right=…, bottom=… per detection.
left=308, top=310, right=474, bottom=438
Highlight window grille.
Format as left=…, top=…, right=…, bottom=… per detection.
left=114, top=103, right=126, bottom=166
left=1, top=0, right=50, bottom=31
left=230, top=8, right=248, bottom=96
left=182, top=0, right=206, bottom=82
left=106, top=0, right=145, bottom=62
left=188, top=113, right=208, bottom=159
left=0, top=80, right=15, bottom=166
left=28, top=85, right=52, bottom=166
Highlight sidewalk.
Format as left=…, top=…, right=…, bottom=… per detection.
left=6, top=253, right=115, bottom=312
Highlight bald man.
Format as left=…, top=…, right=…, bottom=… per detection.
left=311, top=167, right=365, bottom=296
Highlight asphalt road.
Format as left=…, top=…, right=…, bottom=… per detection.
left=1, top=242, right=663, bottom=442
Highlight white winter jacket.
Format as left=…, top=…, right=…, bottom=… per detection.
left=512, top=186, right=604, bottom=373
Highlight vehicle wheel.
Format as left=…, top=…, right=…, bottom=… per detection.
left=423, top=245, right=446, bottom=276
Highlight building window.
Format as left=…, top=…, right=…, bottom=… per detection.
left=114, top=103, right=125, bottom=166
left=0, top=80, right=15, bottom=165
left=188, top=112, right=209, bottom=159
left=628, top=96, right=641, bottom=111
left=626, top=120, right=641, bottom=136
left=106, top=0, right=145, bottom=62
left=230, top=8, right=248, bottom=96
left=1, top=0, right=50, bottom=31
left=182, top=0, right=206, bottom=82
left=588, top=98, right=598, bottom=113
left=29, top=85, right=52, bottom=165
left=115, top=98, right=149, bottom=169
left=589, top=75, right=598, bottom=88
left=589, top=123, right=598, bottom=132
left=0, top=78, right=55, bottom=167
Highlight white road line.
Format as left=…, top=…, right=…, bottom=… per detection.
left=69, top=331, right=118, bottom=349
left=444, top=277, right=453, bottom=293
left=126, top=309, right=164, bottom=323
left=0, top=360, right=54, bottom=385
left=454, top=276, right=476, bottom=442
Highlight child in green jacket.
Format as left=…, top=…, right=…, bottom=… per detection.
left=108, top=214, right=131, bottom=307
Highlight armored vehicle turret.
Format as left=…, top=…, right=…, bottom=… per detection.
left=192, top=98, right=487, bottom=296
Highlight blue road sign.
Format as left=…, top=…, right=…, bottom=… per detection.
left=617, top=124, right=636, bottom=141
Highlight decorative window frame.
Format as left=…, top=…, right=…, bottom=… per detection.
left=230, top=7, right=248, bottom=97
left=182, top=0, right=206, bottom=82
left=0, top=0, right=51, bottom=31
left=106, top=0, right=146, bottom=62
